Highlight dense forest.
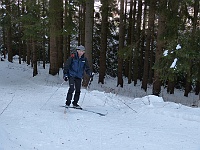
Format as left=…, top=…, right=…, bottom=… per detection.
left=0, top=0, right=199, bottom=98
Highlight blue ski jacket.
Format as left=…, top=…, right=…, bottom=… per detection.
left=63, top=52, right=92, bottom=79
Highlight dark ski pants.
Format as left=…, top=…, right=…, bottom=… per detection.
left=66, top=77, right=81, bottom=105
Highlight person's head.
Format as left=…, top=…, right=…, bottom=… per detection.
left=76, top=45, right=85, bottom=57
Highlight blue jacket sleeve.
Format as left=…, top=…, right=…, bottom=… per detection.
left=84, top=58, right=92, bottom=76
left=63, top=57, right=72, bottom=77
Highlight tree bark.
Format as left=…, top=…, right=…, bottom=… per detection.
left=27, top=40, right=31, bottom=65
left=117, top=0, right=125, bottom=87
left=5, top=0, right=13, bottom=62
left=78, top=2, right=85, bottom=46
left=32, top=39, right=38, bottom=77
left=153, top=0, right=167, bottom=96
left=142, top=0, right=155, bottom=91
left=133, top=0, right=142, bottom=86
left=184, top=0, right=199, bottom=97
left=57, top=0, right=63, bottom=69
left=49, top=0, right=61, bottom=75
left=82, top=0, right=94, bottom=87
left=127, top=0, right=134, bottom=84
left=98, top=0, right=109, bottom=84
left=194, top=0, right=199, bottom=96
left=167, top=80, right=175, bottom=94
left=129, top=0, right=137, bottom=83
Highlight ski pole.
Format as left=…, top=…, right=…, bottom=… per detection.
left=81, top=76, right=93, bottom=105
left=40, top=81, right=65, bottom=109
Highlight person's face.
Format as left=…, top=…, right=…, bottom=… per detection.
left=77, top=50, right=85, bottom=57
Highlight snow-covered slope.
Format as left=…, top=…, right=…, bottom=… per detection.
left=0, top=60, right=200, bottom=150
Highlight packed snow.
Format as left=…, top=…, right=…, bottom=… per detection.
left=0, top=58, right=200, bottom=150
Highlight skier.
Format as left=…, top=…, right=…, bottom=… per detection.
left=63, top=45, right=93, bottom=109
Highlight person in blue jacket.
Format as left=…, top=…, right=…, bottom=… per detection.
left=63, top=45, right=93, bottom=108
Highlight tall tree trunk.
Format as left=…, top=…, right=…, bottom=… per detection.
left=184, top=73, right=192, bottom=97
left=63, top=0, right=70, bottom=63
left=133, top=0, right=142, bottom=86
left=142, top=0, right=156, bottom=91
left=22, top=41, right=26, bottom=62
left=2, top=12, right=6, bottom=59
left=166, top=0, right=179, bottom=94
left=49, top=33, right=58, bottom=75
left=49, top=0, right=60, bottom=75
left=63, top=0, right=67, bottom=63
left=32, top=39, right=38, bottom=77
left=129, top=0, right=137, bottom=83
left=153, top=0, right=167, bottom=96
left=82, top=0, right=94, bottom=87
left=18, top=40, right=22, bottom=64
left=57, top=0, right=63, bottom=69
left=139, top=1, right=147, bottom=81
left=22, top=0, right=26, bottom=62
left=5, top=0, right=13, bottom=62
left=123, top=0, right=129, bottom=78
left=194, top=0, right=200, bottom=97
left=79, top=2, right=85, bottom=46
left=27, top=40, right=31, bottom=65
left=42, top=37, right=46, bottom=69
left=184, top=0, right=199, bottom=97
left=98, top=0, right=109, bottom=84
left=1, top=0, right=6, bottom=59
left=195, top=81, right=200, bottom=95
left=148, top=36, right=154, bottom=84
left=167, top=80, right=175, bottom=94
left=117, top=0, right=125, bottom=87
left=17, top=0, right=22, bottom=64
left=42, top=0, right=46, bottom=69
left=127, top=0, right=134, bottom=84
left=195, top=66, right=200, bottom=95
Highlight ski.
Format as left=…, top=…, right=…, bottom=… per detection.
left=81, top=108, right=107, bottom=116
left=60, top=106, right=107, bottom=116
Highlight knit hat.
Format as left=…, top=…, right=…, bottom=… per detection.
left=76, top=45, right=85, bottom=51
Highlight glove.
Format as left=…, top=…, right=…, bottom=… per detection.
left=64, top=76, right=68, bottom=81
left=90, top=73, right=94, bottom=81
left=90, top=72, right=94, bottom=78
